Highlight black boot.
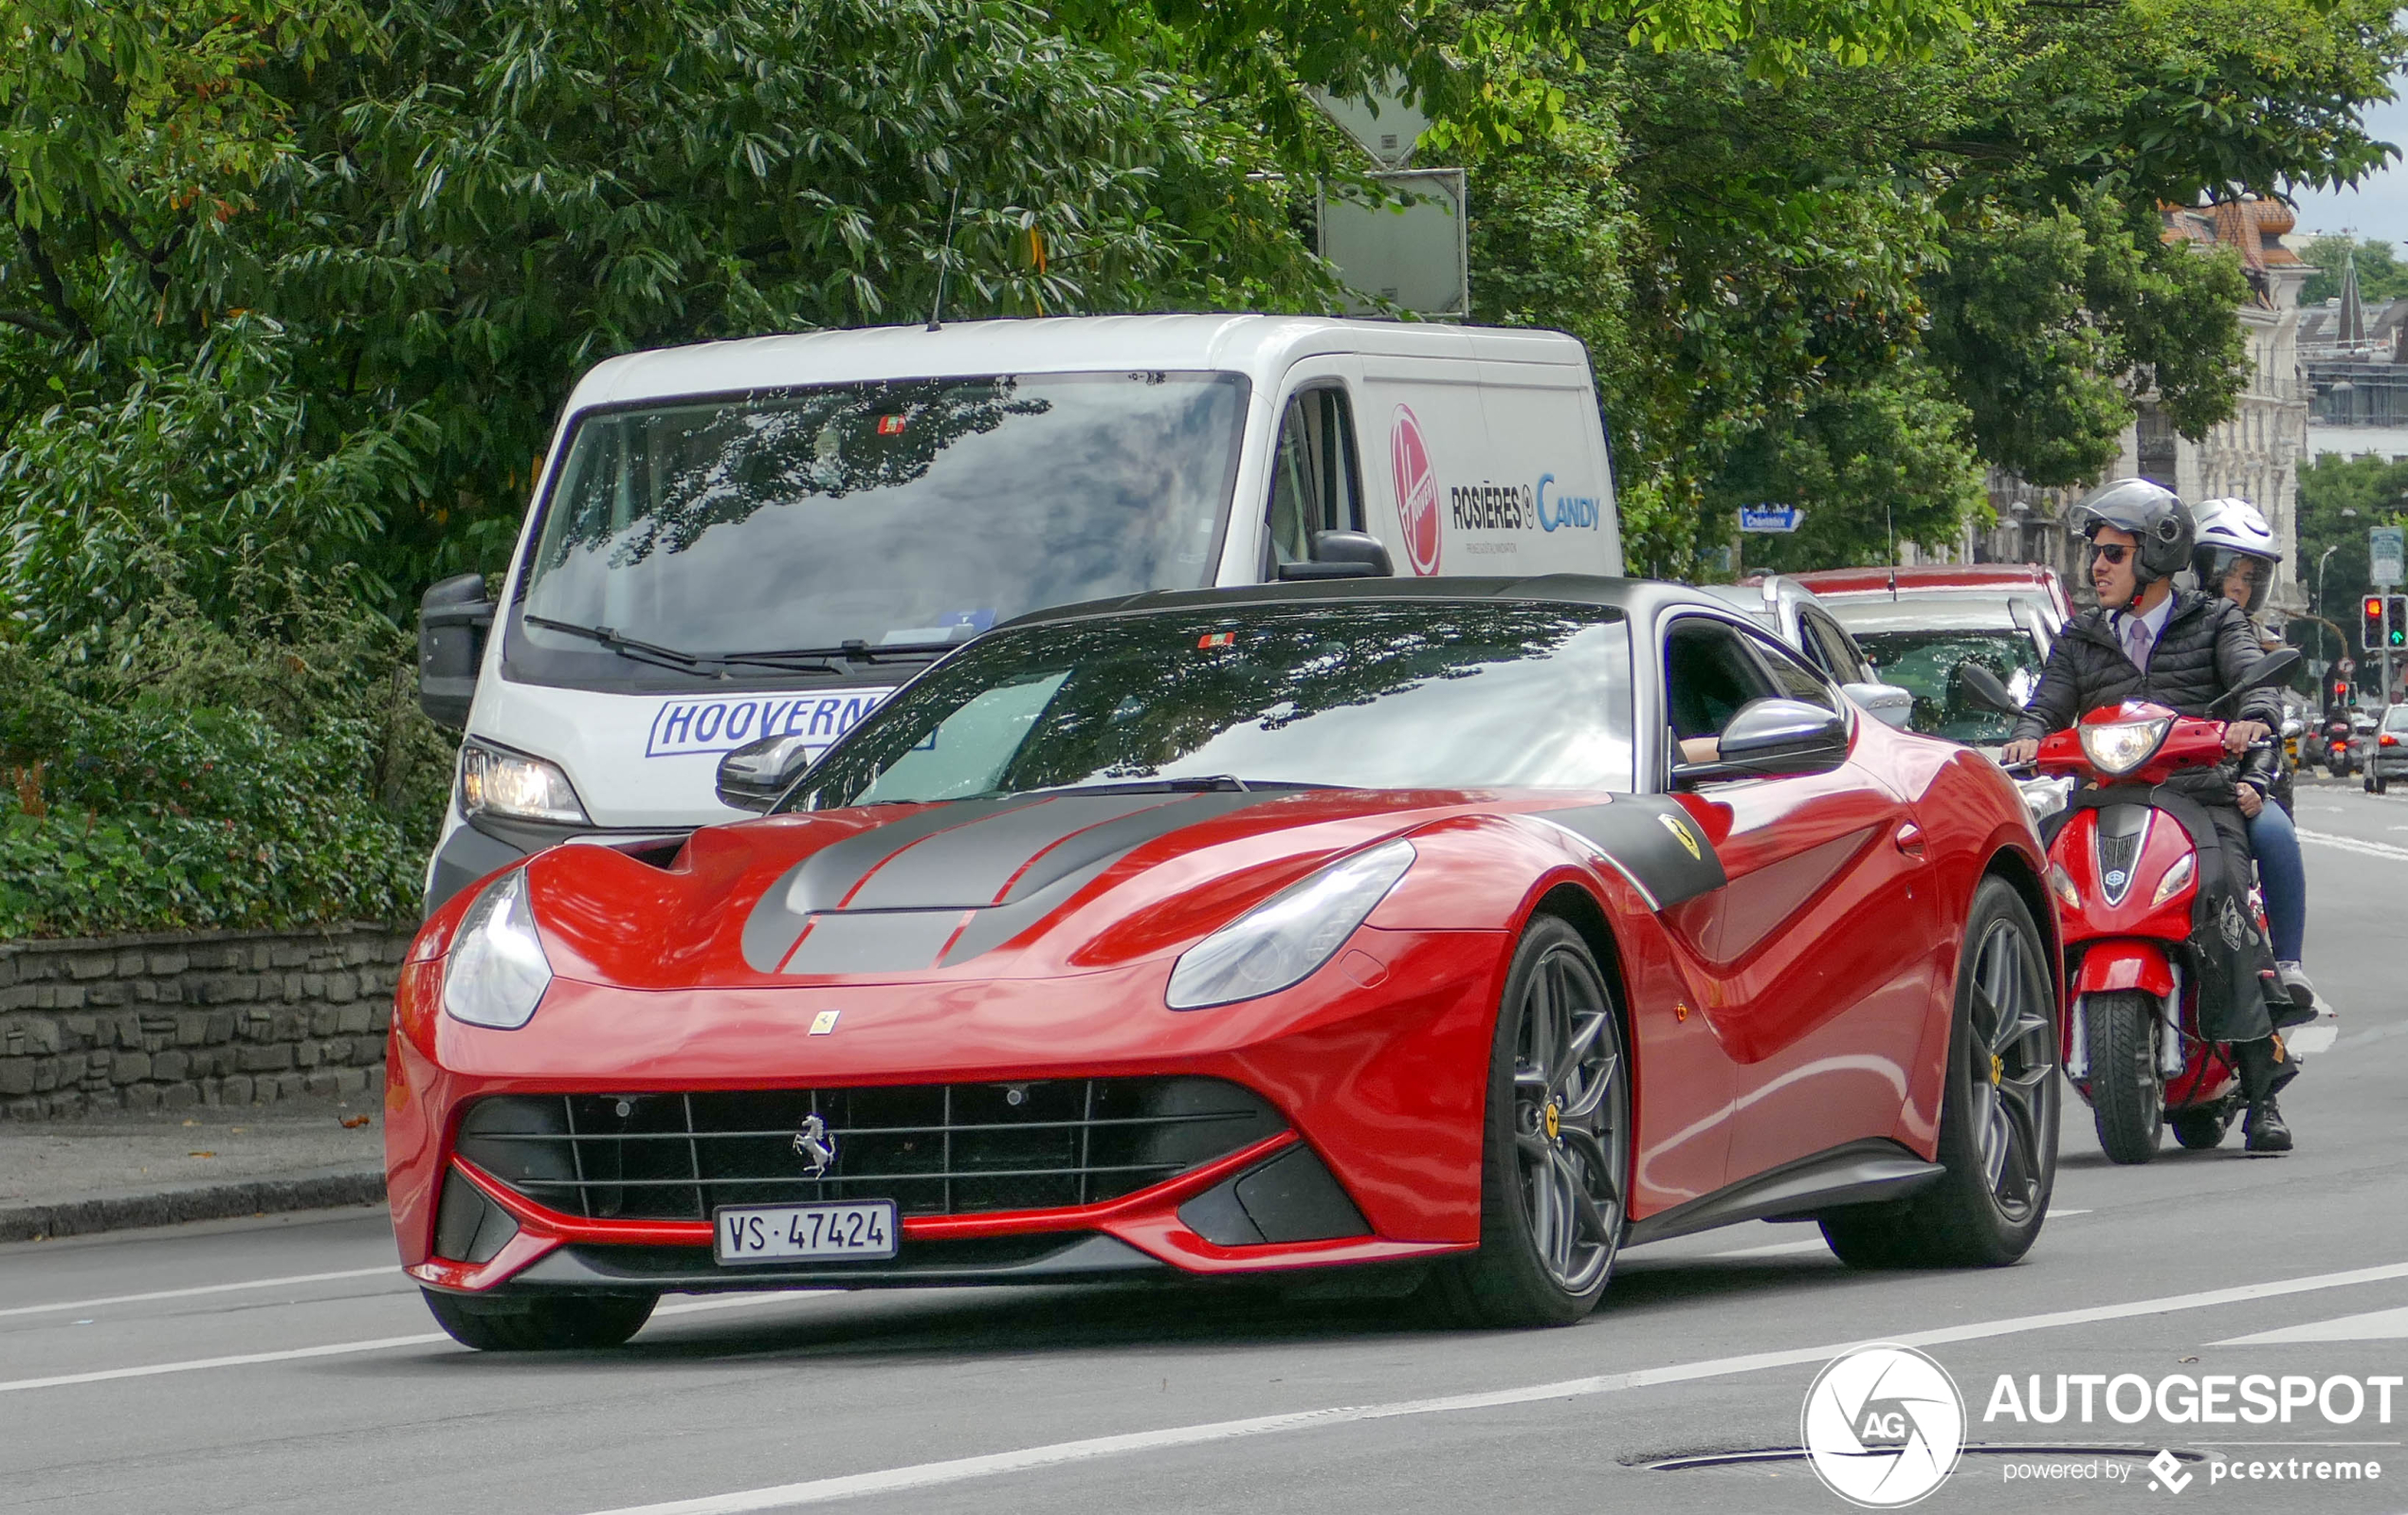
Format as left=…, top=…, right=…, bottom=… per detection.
left=2233, top=1037, right=2294, bottom=1155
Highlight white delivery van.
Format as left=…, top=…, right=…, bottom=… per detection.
left=416, top=314, right=1623, bottom=912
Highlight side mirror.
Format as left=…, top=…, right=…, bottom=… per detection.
left=1954, top=663, right=2022, bottom=719
left=1676, top=698, right=1849, bottom=785
left=2207, top=648, right=2304, bottom=715
left=1840, top=681, right=1916, bottom=730
left=417, top=574, right=494, bottom=729
left=716, top=733, right=817, bottom=812
left=1276, top=530, right=1394, bottom=581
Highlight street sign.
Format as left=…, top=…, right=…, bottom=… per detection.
left=1306, top=82, right=1429, bottom=169
left=2372, top=525, right=2403, bottom=586
left=1318, top=170, right=1468, bottom=319
left=1739, top=505, right=1803, bottom=533
left=2342, top=657, right=2358, bottom=674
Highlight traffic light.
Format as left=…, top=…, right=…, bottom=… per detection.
left=2367, top=595, right=2387, bottom=653
left=2390, top=596, right=2408, bottom=649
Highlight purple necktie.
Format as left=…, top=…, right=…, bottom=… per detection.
left=2124, top=615, right=2150, bottom=670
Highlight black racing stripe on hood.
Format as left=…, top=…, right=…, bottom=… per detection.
left=846, top=794, right=1193, bottom=910
left=1534, top=795, right=1725, bottom=909
left=780, top=910, right=968, bottom=977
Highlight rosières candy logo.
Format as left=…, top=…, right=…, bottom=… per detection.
left=1390, top=404, right=1442, bottom=576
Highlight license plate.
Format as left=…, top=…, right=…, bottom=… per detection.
left=714, top=1200, right=898, bottom=1265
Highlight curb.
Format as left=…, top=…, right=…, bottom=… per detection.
left=0, top=1167, right=387, bottom=1244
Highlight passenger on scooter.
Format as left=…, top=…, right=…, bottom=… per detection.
left=1998, top=479, right=2296, bottom=1153
left=2190, top=496, right=2314, bottom=1011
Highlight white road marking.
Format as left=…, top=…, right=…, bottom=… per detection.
left=2214, top=1304, right=2408, bottom=1346
left=578, top=1261, right=2408, bottom=1514
left=0, top=1291, right=826, bottom=1395
left=2295, top=828, right=2408, bottom=863
left=0, top=1267, right=400, bottom=1321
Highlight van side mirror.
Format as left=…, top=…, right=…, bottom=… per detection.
left=717, top=733, right=817, bottom=812
left=1954, top=663, right=2022, bottom=719
left=1840, top=681, right=1916, bottom=730
left=1276, top=531, right=1394, bottom=581
left=417, top=574, right=495, bottom=729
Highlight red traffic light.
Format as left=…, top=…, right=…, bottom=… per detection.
left=2369, top=597, right=2386, bottom=616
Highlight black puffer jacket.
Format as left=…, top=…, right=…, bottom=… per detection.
left=2010, top=590, right=2282, bottom=806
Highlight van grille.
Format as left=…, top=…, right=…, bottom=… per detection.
left=455, top=1078, right=1284, bottom=1221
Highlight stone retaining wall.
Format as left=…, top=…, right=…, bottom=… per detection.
left=0, top=923, right=409, bottom=1119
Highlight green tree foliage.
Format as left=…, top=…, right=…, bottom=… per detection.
left=2295, top=450, right=2408, bottom=630
left=2300, top=235, right=2408, bottom=305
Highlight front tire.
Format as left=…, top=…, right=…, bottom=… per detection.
left=1822, top=878, right=2058, bottom=1269
left=1432, top=916, right=1631, bottom=1327
left=421, top=1287, right=657, bottom=1352
left=2086, top=990, right=2164, bottom=1164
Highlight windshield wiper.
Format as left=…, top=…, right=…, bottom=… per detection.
left=524, top=616, right=847, bottom=677
left=1004, top=776, right=1341, bottom=798
left=718, top=638, right=966, bottom=666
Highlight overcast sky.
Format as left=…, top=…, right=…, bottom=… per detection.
left=2287, top=76, right=2408, bottom=246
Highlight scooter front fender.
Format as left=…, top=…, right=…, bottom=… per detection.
left=2074, top=941, right=2176, bottom=997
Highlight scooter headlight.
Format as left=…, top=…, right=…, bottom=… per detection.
left=2150, top=851, right=2197, bottom=909
left=443, top=869, right=553, bottom=1030
left=1165, top=840, right=1414, bottom=1010
left=2078, top=718, right=2172, bottom=777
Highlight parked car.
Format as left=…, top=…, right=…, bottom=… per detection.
left=1698, top=577, right=1914, bottom=728
left=2364, top=704, right=2408, bottom=794
left=392, top=576, right=2061, bottom=1350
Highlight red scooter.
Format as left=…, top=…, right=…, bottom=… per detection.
left=1962, top=653, right=2313, bottom=1162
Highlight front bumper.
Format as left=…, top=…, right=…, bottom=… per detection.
left=387, top=928, right=1504, bottom=1293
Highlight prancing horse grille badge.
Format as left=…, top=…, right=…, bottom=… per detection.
left=793, top=1113, right=838, bottom=1177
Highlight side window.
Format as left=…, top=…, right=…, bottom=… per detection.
left=1664, top=617, right=1779, bottom=741
left=1751, top=634, right=1840, bottom=711
left=1264, top=388, right=1363, bottom=571
left=1803, top=612, right=1867, bottom=684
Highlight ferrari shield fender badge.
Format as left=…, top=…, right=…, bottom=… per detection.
left=1529, top=795, right=1727, bottom=911
left=809, top=1010, right=840, bottom=1035
left=793, top=1113, right=838, bottom=1177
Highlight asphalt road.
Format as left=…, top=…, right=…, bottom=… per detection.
left=7, top=773, right=2408, bottom=1515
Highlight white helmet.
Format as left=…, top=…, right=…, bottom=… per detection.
left=2191, top=496, right=2279, bottom=614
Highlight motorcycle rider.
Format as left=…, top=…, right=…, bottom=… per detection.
left=2191, top=496, right=2315, bottom=1011
left=1998, top=479, right=2296, bottom=1153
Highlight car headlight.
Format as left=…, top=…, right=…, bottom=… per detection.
left=444, top=869, right=553, bottom=1030
left=2077, top=718, right=2172, bottom=777
left=460, top=739, right=590, bottom=825
left=1165, top=839, right=1415, bottom=1010
left=2016, top=775, right=2073, bottom=823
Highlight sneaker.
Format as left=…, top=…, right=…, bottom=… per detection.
left=2244, top=1096, right=2293, bottom=1155
left=2276, top=960, right=2317, bottom=1009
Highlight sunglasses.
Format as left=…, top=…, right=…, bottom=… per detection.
left=2088, top=543, right=2132, bottom=566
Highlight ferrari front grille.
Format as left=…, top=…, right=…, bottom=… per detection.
left=454, top=1077, right=1285, bottom=1222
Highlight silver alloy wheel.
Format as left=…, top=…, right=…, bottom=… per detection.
left=1967, top=916, right=2057, bottom=1221
left=1511, top=943, right=1627, bottom=1293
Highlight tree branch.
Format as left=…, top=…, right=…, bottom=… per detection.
left=0, top=308, right=72, bottom=339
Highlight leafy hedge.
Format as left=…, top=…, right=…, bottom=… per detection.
left=0, top=583, right=451, bottom=940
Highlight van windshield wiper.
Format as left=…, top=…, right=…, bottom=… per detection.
left=999, top=776, right=1341, bottom=798
left=523, top=615, right=844, bottom=676
left=717, top=638, right=966, bottom=666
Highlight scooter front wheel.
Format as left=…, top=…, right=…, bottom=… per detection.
left=2086, top=990, right=2163, bottom=1163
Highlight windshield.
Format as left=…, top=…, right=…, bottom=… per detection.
left=509, top=372, right=1248, bottom=688
left=1853, top=629, right=2042, bottom=745
left=788, top=603, right=1635, bottom=809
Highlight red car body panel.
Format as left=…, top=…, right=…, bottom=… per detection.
left=389, top=683, right=2052, bottom=1292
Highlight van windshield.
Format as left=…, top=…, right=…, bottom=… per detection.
left=508, top=371, right=1248, bottom=688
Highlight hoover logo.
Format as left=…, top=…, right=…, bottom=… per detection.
left=1390, top=404, right=1442, bottom=575
left=1802, top=1344, right=1965, bottom=1507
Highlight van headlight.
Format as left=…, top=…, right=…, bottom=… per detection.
left=2077, top=717, right=2172, bottom=777
left=1165, top=840, right=1415, bottom=1010
left=460, top=739, right=590, bottom=825
left=444, top=870, right=553, bottom=1030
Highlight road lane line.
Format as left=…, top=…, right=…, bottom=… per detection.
left=0, top=1267, right=401, bottom=1321
left=579, top=1261, right=2408, bottom=1514
left=2296, top=828, right=2408, bottom=862
left=0, top=1291, right=828, bottom=1394
left=2214, top=1304, right=2408, bottom=1346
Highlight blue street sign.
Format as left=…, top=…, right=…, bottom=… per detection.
left=1739, top=505, right=1802, bottom=533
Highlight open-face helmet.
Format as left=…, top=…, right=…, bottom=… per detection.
left=2073, top=478, right=2193, bottom=586
left=2191, top=496, right=2280, bottom=615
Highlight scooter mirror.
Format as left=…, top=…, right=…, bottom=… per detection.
left=2207, top=648, right=2303, bottom=715
left=1954, top=662, right=2022, bottom=718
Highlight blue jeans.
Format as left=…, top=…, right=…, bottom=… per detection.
left=2248, top=798, right=2306, bottom=962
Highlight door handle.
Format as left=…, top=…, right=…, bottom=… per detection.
left=1893, top=822, right=1926, bottom=858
